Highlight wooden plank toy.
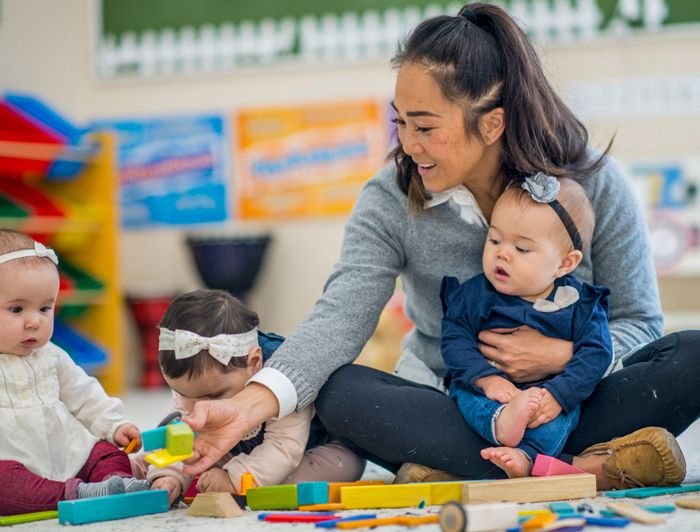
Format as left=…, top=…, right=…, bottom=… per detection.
left=328, top=480, right=384, bottom=503
left=58, top=490, right=169, bottom=525
left=462, top=474, right=596, bottom=504
left=532, top=455, right=586, bottom=477
left=123, top=438, right=138, bottom=454
left=298, top=481, right=329, bottom=506
left=299, top=503, right=347, bottom=511
left=605, top=483, right=700, bottom=499
left=246, top=484, right=298, bottom=510
left=539, top=517, right=586, bottom=531
left=315, top=514, right=378, bottom=528
left=187, top=492, right=244, bottom=517
left=675, top=497, right=700, bottom=510
left=606, top=502, right=666, bottom=524
left=263, top=514, right=340, bottom=523
left=340, top=483, right=432, bottom=509
left=0, top=510, right=58, bottom=526
left=336, top=515, right=438, bottom=529
left=439, top=501, right=519, bottom=532
left=166, top=422, right=194, bottom=456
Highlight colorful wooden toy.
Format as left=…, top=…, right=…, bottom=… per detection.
left=141, top=426, right=167, bottom=452
left=246, top=484, right=298, bottom=510
left=166, top=422, right=194, bottom=455
left=676, top=497, right=700, bottom=510
left=123, top=438, right=138, bottom=454
left=315, top=514, right=378, bottom=528
left=144, top=447, right=193, bottom=468
left=605, top=483, right=700, bottom=499
left=186, top=492, right=244, bottom=518
left=57, top=490, right=169, bottom=525
left=606, top=502, right=666, bottom=524
left=340, top=483, right=432, bottom=509
left=462, top=474, right=596, bottom=503
left=327, top=480, right=384, bottom=503
left=0, top=510, right=58, bottom=526
left=532, top=454, right=586, bottom=477
left=439, top=501, right=519, bottom=532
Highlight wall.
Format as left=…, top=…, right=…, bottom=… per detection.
left=2, top=0, right=698, bottom=384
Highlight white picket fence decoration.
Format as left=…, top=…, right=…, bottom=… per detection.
left=97, top=0, right=669, bottom=80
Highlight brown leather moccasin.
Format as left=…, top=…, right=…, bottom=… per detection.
left=579, top=426, right=686, bottom=490
left=393, top=462, right=462, bottom=484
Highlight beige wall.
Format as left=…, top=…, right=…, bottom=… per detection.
left=2, top=1, right=699, bottom=384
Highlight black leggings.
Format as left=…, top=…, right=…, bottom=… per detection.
left=315, top=330, right=700, bottom=480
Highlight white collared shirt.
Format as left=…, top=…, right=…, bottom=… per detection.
left=424, top=185, right=488, bottom=227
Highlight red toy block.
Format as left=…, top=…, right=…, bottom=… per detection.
left=532, top=454, right=586, bottom=477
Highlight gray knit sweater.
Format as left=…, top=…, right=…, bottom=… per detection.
left=267, top=157, right=663, bottom=410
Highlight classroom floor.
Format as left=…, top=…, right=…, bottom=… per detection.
left=10, top=389, right=700, bottom=530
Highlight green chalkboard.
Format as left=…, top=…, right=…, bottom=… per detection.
left=101, top=0, right=700, bottom=35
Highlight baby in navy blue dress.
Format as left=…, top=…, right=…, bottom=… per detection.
left=441, top=174, right=613, bottom=478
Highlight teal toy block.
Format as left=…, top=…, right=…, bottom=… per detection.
left=166, top=422, right=194, bottom=455
left=142, top=426, right=167, bottom=452
left=297, top=482, right=329, bottom=506
left=58, top=490, right=168, bottom=525
left=549, top=501, right=576, bottom=515
left=246, top=485, right=298, bottom=510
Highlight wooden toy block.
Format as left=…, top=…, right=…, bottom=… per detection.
left=426, top=481, right=465, bottom=505
left=336, top=515, right=438, bottom=529
left=606, top=483, right=700, bottom=499
left=439, top=501, right=519, bottom=532
left=539, top=517, right=586, bottom=531
left=584, top=516, right=630, bottom=527
left=264, top=514, right=340, bottom=523
left=186, top=492, right=244, bottom=517
left=141, top=426, right=167, bottom=451
left=58, top=490, right=169, bottom=525
left=144, top=448, right=193, bottom=468
left=606, top=502, right=666, bottom=524
left=676, top=497, right=700, bottom=510
left=340, top=483, right=432, bottom=509
left=521, top=512, right=557, bottom=530
left=549, top=501, right=576, bottom=515
left=299, top=502, right=347, bottom=511
left=240, top=472, right=255, bottom=494
left=246, top=484, right=298, bottom=510
left=0, top=510, right=58, bottom=526
left=532, top=454, right=586, bottom=477
left=166, top=422, right=194, bottom=456
left=328, top=480, right=384, bottom=503
left=123, top=438, right=138, bottom=454
left=642, top=504, right=676, bottom=513
left=298, top=481, right=329, bottom=506
left=461, top=474, right=596, bottom=504
left=257, top=512, right=335, bottom=520
left=315, top=514, right=378, bottom=528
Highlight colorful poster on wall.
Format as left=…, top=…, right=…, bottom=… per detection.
left=234, top=100, right=387, bottom=219
left=92, top=114, right=229, bottom=228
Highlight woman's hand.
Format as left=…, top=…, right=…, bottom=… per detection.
left=151, top=477, right=182, bottom=506
left=113, top=422, right=142, bottom=451
left=181, top=383, right=279, bottom=476
left=478, top=325, right=573, bottom=382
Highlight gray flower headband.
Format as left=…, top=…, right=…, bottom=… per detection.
left=520, top=173, right=583, bottom=251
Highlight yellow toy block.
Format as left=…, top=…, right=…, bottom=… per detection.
left=425, top=482, right=464, bottom=505
left=340, top=483, right=432, bottom=509
left=328, top=481, right=384, bottom=503
left=165, top=422, right=194, bottom=456
left=144, top=448, right=193, bottom=468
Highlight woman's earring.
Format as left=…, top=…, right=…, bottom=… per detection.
left=485, top=134, right=491, bottom=145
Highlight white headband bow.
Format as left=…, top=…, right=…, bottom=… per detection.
left=0, top=241, right=59, bottom=266
left=158, top=327, right=258, bottom=366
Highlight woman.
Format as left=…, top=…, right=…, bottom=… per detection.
left=182, top=3, right=696, bottom=489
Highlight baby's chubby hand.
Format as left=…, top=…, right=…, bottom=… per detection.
left=113, top=422, right=142, bottom=451
left=152, top=476, right=182, bottom=506
left=197, top=467, right=236, bottom=494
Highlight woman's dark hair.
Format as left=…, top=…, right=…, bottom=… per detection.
left=158, top=289, right=259, bottom=379
left=390, top=2, right=612, bottom=210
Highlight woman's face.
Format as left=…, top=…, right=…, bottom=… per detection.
left=393, top=62, right=491, bottom=194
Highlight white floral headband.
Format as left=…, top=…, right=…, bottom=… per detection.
left=158, top=327, right=258, bottom=366
left=0, top=241, right=59, bottom=266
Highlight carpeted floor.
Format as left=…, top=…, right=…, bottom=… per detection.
left=8, top=390, right=700, bottom=530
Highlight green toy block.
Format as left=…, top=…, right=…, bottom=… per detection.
left=297, top=482, right=329, bottom=506
left=246, top=485, right=298, bottom=510
left=58, top=490, right=168, bottom=525
left=0, top=510, right=57, bottom=526
left=166, top=422, right=194, bottom=455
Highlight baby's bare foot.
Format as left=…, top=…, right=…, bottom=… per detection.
left=495, top=388, right=543, bottom=447
left=481, top=447, right=532, bottom=478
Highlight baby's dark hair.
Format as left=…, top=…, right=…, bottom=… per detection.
left=0, top=230, right=57, bottom=269
left=158, top=289, right=259, bottom=379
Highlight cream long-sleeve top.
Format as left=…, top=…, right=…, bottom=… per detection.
left=144, top=390, right=313, bottom=492
left=0, top=342, right=130, bottom=481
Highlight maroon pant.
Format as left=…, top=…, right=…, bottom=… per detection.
left=0, top=441, right=132, bottom=516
